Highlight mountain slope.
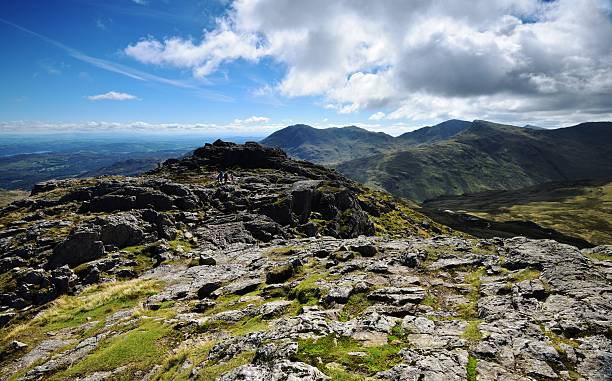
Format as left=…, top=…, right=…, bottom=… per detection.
left=337, top=121, right=612, bottom=201
left=396, top=119, right=472, bottom=145
left=1, top=141, right=611, bottom=380
left=261, top=124, right=396, bottom=164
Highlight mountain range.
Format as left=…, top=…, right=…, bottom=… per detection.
left=262, top=120, right=612, bottom=202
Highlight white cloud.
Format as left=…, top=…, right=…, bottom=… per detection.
left=0, top=120, right=285, bottom=137
left=87, top=91, right=139, bottom=101
left=96, top=19, right=107, bottom=30
left=369, top=112, right=385, bottom=120
left=124, top=0, right=612, bottom=123
left=233, top=115, right=270, bottom=124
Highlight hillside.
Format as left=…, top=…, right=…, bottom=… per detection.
left=261, top=124, right=396, bottom=165
left=396, top=119, right=472, bottom=145
left=337, top=121, right=612, bottom=201
left=423, top=180, right=612, bottom=246
left=2, top=141, right=610, bottom=380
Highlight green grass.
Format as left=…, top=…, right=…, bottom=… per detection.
left=288, top=273, right=324, bottom=305
left=339, top=292, right=374, bottom=322
left=197, top=351, right=255, bottom=380
left=462, top=320, right=482, bottom=343
left=358, top=189, right=447, bottom=239
left=467, top=355, right=478, bottom=381
left=387, top=323, right=410, bottom=345
left=297, top=334, right=403, bottom=377
left=0, top=189, right=28, bottom=207
left=58, top=319, right=174, bottom=379
left=454, top=267, right=485, bottom=319
left=4, top=279, right=161, bottom=346
left=585, top=251, right=612, bottom=262
left=508, top=268, right=541, bottom=282
left=420, top=291, right=440, bottom=309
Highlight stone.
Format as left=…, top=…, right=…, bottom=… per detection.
left=0, top=312, right=16, bottom=327
left=324, top=285, right=353, bottom=305
left=217, top=360, right=330, bottom=381
left=351, top=244, right=377, bottom=257
left=86, top=195, right=135, bottom=213
left=265, top=263, right=295, bottom=284
left=398, top=251, right=419, bottom=267
left=49, top=228, right=105, bottom=268
left=198, top=255, right=217, bottom=266
left=368, top=286, right=426, bottom=305
left=0, top=257, right=27, bottom=273
left=197, top=282, right=222, bottom=299
left=193, top=300, right=216, bottom=313
left=259, top=300, right=293, bottom=319
left=9, top=340, right=28, bottom=351
left=96, top=214, right=144, bottom=249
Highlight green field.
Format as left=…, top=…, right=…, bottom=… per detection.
left=423, top=180, right=612, bottom=245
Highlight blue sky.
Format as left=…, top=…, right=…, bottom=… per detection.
left=1, top=0, right=611, bottom=136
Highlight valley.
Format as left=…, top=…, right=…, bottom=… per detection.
left=423, top=180, right=612, bottom=246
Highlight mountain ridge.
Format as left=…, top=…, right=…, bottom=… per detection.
left=261, top=120, right=612, bottom=201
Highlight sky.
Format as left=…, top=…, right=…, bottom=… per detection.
left=1, top=0, right=611, bottom=136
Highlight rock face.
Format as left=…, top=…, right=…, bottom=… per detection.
left=1, top=141, right=610, bottom=381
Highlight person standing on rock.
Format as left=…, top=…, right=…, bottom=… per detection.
left=217, top=170, right=225, bottom=184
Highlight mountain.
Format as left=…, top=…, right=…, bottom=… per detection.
left=261, top=120, right=473, bottom=165
left=337, top=121, right=612, bottom=201
left=396, top=119, right=472, bottom=145
left=261, top=124, right=396, bottom=164
left=1, top=141, right=611, bottom=380
left=1, top=140, right=611, bottom=380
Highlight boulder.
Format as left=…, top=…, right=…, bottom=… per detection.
left=197, top=282, right=222, bottom=299
left=49, top=227, right=105, bottom=268
left=86, top=195, right=135, bottom=213
left=265, top=263, right=295, bottom=284
left=96, top=214, right=144, bottom=249
left=351, top=244, right=377, bottom=257
left=135, top=191, right=174, bottom=210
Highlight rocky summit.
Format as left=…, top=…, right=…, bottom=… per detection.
left=0, top=140, right=610, bottom=381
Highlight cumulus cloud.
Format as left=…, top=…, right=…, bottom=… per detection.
left=369, top=112, right=385, bottom=121
left=125, top=0, right=612, bottom=123
left=233, top=116, right=270, bottom=124
left=87, top=91, right=139, bottom=101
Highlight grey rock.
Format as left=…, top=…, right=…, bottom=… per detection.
left=49, top=227, right=105, bottom=268
left=198, top=254, right=217, bottom=266
left=368, top=286, right=426, bottom=305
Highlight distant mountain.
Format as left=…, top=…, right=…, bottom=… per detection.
left=337, top=121, right=612, bottom=201
left=396, top=119, right=472, bottom=145
left=260, top=124, right=395, bottom=164
left=523, top=124, right=547, bottom=130
left=261, top=120, right=476, bottom=165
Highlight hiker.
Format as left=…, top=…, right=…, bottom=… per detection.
left=217, top=170, right=224, bottom=184
left=223, top=171, right=229, bottom=184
